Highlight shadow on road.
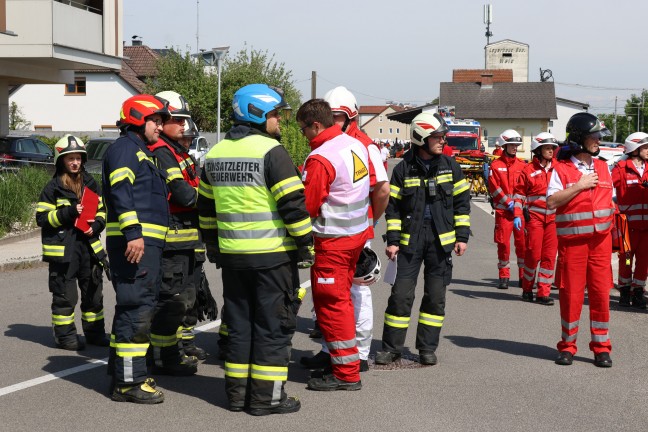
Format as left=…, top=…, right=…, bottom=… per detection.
left=5, top=323, right=53, bottom=347
left=449, top=288, right=524, bottom=302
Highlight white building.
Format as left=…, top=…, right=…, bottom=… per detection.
left=549, top=97, right=590, bottom=141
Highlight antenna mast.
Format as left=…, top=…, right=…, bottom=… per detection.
left=483, top=4, right=493, bottom=68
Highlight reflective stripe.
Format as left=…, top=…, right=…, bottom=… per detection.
left=498, top=260, right=509, bottom=269
left=326, top=338, right=356, bottom=351
left=199, top=215, right=218, bottom=230
left=561, top=319, right=579, bottom=330
left=418, top=312, right=444, bottom=327
left=166, top=228, right=199, bottom=243
left=557, top=225, right=594, bottom=236
left=36, top=201, right=55, bottom=212
left=47, top=210, right=62, bottom=228
left=150, top=333, right=177, bottom=348
left=331, top=353, right=360, bottom=364
left=539, top=267, right=554, bottom=276
left=106, top=222, right=168, bottom=240
left=52, top=313, right=74, bottom=326
left=270, top=176, right=304, bottom=201
left=454, top=215, right=470, bottom=227
left=219, top=323, right=229, bottom=336
left=556, top=211, right=592, bottom=222
left=403, top=178, right=420, bottom=187
left=632, top=279, right=646, bottom=287
left=109, top=167, right=135, bottom=186
left=285, top=216, right=312, bottom=237
left=537, top=275, right=554, bottom=284
left=224, top=362, right=250, bottom=378
left=166, top=167, right=183, bottom=182
left=591, top=320, right=609, bottom=330
left=399, top=233, right=410, bottom=246
left=198, top=181, right=214, bottom=199
left=390, top=184, right=402, bottom=200
left=453, top=179, right=470, bottom=195
left=529, top=206, right=556, bottom=215
left=591, top=334, right=609, bottom=343
left=438, top=230, right=456, bottom=246
left=90, top=240, right=103, bottom=255
left=250, top=364, right=288, bottom=381
left=386, top=219, right=401, bottom=231
left=43, top=244, right=64, bottom=257
left=594, top=209, right=615, bottom=218
left=384, top=313, right=410, bottom=328
left=82, top=310, right=104, bottom=322
left=436, top=173, right=453, bottom=184
left=114, top=342, right=149, bottom=357
left=56, top=198, right=71, bottom=207
left=118, top=211, right=139, bottom=230
left=561, top=332, right=577, bottom=342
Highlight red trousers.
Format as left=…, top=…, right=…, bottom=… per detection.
left=311, top=246, right=363, bottom=383
left=494, top=211, right=526, bottom=279
left=556, top=233, right=613, bottom=355
left=617, top=228, right=648, bottom=289
left=522, top=218, right=557, bottom=297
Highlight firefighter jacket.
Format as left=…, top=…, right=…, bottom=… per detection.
left=514, top=158, right=556, bottom=223
left=102, top=131, right=169, bottom=248
left=488, top=154, right=526, bottom=212
left=553, top=158, right=615, bottom=239
left=385, top=149, right=471, bottom=254
left=148, top=135, right=202, bottom=251
left=36, top=171, right=106, bottom=263
left=197, top=125, right=313, bottom=270
left=612, top=159, right=648, bottom=230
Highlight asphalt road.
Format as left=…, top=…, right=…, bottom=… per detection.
left=1, top=166, right=647, bottom=431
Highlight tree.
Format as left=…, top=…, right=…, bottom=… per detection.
left=598, top=113, right=630, bottom=144
left=143, top=49, right=219, bottom=132
left=9, top=102, right=31, bottom=130
left=624, top=89, right=648, bottom=135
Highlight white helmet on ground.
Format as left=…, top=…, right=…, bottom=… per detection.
left=624, top=132, right=648, bottom=154
left=323, top=86, right=358, bottom=119
left=531, top=132, right=559, bottom=152
left=410, top=112, right=449, bottom=146
left=499, top=129, right=523, bottom=146
left=353, top=247, right=381, bottom=286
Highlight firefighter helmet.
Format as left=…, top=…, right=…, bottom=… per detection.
left=155, top=90, right=191, bottom=118
left=119, top=94, right=170, bottom=128
left=499, top=129, right=523, bottom=146
left=232, top=84, right=290, bottom=125
left=411, top=112, right=449, bottom=146
left=183, top=118, right=200, bottom=138
left=54, top=134, right=87, bottom=165
left=565, top=112, right=610, bottom=146
left=353, top=247, right=381, bottom=286
left=531, top=132, right=559, bottom=152
left=624, top=132, right=648, bottom=154
left=323, top=86, right=358, bottom=119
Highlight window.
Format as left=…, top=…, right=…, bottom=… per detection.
left=65, top=78, right=86, bottom=95
left=389, top=128, right=393, bottom=134
left=379, top=128, right=383, bottom=134
left=17, top=139, right=36, bottom=153
left=379, top=116, right=383, bottom=122
left=34, top=140, right=53, bottom=156
left=396, top=128, right=400, bottom=134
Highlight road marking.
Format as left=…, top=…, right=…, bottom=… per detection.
left=0, top=319, right=221, bottom=397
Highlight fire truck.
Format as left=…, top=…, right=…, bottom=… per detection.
left=444, top=118, right=484, bottom=156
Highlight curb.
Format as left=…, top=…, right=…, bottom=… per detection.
left=0, top=228, right=40, bottom=246
left=0, top=257, right=47, bottom=272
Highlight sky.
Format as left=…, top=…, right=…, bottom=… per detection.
left=124, top=0, right=648, bottom=115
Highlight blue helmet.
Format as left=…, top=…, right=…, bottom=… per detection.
left=232, top=84, right=290, bottom=125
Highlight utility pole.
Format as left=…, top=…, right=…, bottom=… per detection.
left=196, top=0, right=199, bottom=52
left=613, top=96, right=617, bottom=142
left=483, top=4, right=493, bottom=69
left=311, top=71, right=317, bottom=99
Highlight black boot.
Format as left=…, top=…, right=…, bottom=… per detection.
left=521, top=291, right=534, bottom=302
left=300, top=351, right=331, bottom=369
left=618, top=286, right=631, bottom=307
left=309, top=321, right=322, bottom=339
left=497, top=278, right=509, bottom=290
left=631, top=287, right=647, bottom=309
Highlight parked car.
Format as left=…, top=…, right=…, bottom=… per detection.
left=0, top=135, right=54, bottom=169
left=84, top=137, right=116, bottom=175
left=189, top=136, right=210, bottom=168
left=597, top=145, right=624, bottom=171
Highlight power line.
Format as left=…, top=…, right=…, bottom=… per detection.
left=555, top=82, right=644, bottom=91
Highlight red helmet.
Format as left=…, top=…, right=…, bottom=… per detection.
left=119, top=94, right=170, bottom=127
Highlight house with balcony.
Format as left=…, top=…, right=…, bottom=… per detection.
left=0, top=0, right=123, bottom=134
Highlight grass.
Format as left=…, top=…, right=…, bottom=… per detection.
left=0, top=166, right=52, bottom=237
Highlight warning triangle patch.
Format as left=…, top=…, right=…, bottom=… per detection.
left=352, top=151, right=368, bottom=183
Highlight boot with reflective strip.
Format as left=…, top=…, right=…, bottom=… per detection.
left=111, top=381, right=164, bottom=404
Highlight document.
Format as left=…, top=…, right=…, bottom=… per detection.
left=383, top=255, right=398, bottom=285
left=74, top=187, right=99, bottom=233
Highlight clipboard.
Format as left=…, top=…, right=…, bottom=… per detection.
left=74, top=187, right=99, bottom=233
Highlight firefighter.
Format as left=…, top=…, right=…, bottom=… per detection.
left=36, top=135, right=109, bottom=351
left=300, top=86, right=389, bottom=373
left=612, top=132, right=648, bottom=308
left=177, top=118, right=218, bottom=358
left=374, top=112, right=470, bottom=366
left=547, top=112, right=615, bottom=368
left=514, top=132, right=559, bottom=305
left=139, top=90, right=201, bottom=376
left=492, top=137, right=504, bottom=157
left=296, top=98, right=370, bottom=391
left=487, top=129, right=527, bottom=289
left=104, top=94, right=170, bottom=403
left=198, top=84, right=312, bottom=415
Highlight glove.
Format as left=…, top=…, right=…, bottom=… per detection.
left=206, top=243, right=221, bottom=269
left=297, top=245, right=315, bottom=269
left=507, top=201, right=515, bottom=213
left=513, top=217, right=522, bottom=231
left=195, top=269, right=218, bottom=321
left=100, top=257, right=111, bottom=281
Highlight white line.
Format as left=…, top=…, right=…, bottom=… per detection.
left=0, top=319, right=221, bottom=397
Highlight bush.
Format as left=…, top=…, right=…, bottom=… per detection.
left=0, top=166, right=51, bottom=237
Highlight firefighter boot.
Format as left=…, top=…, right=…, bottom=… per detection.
left=631, top=288, right=647, bottom=310
left=618, top=286, right=631, bottom=307
left=56, top=335, right=85, bottom=351
left=309, top=320, right=322, bottom=339
left=521, top=291, right=534, bottom=302
left=497, top=278, right=509, bottom=290
left=374, top=351, right=401, bottom=365
left=248, top=397, right=301, bottom=416
left=182, top=340, right=207, bottom=360
left=111, top=381, right=164, bottom=404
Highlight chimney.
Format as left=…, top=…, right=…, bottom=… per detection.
left=131, top=35, right=143, bottom=46
left=480, top=72, right=493, bottom=89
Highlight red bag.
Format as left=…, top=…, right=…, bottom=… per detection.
left=611, top=213, right=631, bottom=264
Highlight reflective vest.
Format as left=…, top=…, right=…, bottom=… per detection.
left=515, top=158, right=556, bottom=222
left=203, top=134, right=296, bottom=254
left=148, top=140, right=200, bottom=214
left=306, top=133, right=370, bottom=238
left=554, top=158, right=615, bottom=239
left=612, top=159, right=648, bottom=230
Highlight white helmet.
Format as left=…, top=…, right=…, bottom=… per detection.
left=624, top=132, right=648, bottom=154
left=499, top=129, right=523, bottom=146
left=353, top=247, right=381, bottom=286
left=156, top=90, right=191, bottom=118
left=531, top=132, right=559, bottom=152
left=323, top=86, right=358, bottom=119
left=411, top=112, right=449, bottom=146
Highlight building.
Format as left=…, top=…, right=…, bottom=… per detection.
left=0, top=0, right=123, bottom=135
left=551, top=97, right=590, bottom=141
left=358, top=105, right=409, bottom=143
left=9, top=42, right=158, bottom=132
left=485, top=39, right=529, bottom=83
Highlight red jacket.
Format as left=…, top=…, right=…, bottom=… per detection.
left=488, top=154, right=526, bottom=212
left=612, top=159, right=648, bottom=230
left=514, top=158, right=556, bottom=223
left=554, top=158, right=615, bottom=239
